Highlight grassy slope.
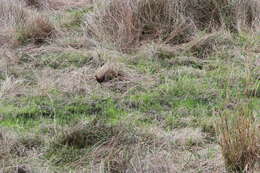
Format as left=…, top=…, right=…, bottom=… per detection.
left=0, top=1, right=259, bottom=173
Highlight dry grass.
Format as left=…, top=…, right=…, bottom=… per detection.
left=0, top=0, right=27, bottom=46
left=0, top=0, right=27, bottom=28
left=36, top=67, right=92, bottom=95
left=22, top=0, right=80, bottom=10
left=0, top=0, right=259, bottom=172
left=85, top=0, right=259, bottom=51
left=257, top=126, right=260, bottom=171
left=0, top=76, right=24, bottom=99
left=217, top=105, right=258, bottom=172
left=1, top=122, right=222, bottom=173
left=138, top=30, right=233, bottom=59
left=183, top=0, right=260, bottom=32
left=16, top=13, right=55, bottom=44
left=14, top=0, right=92, bottom=11
left=86, top=0, right=196, bottom=51
left=172, top=128, right=205, bottom=147
left=0, top=128, right=44, bottom=173
left=0, top=0, right=56, bottom=45
left=23, top=0, right=50, bottom=9
left=50, top=120, right=143, bottom=171
left=182, top=31, right=233, bottom=58
left=54, top=121, right=114, bottom=148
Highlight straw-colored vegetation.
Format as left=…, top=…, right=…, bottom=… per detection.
left=0, top=0, right=259, bottom=172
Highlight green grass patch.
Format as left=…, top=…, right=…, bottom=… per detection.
left=62, top=7, right=93, bottom=30
left=0, top=95, right=126, bottom=128
left=34, top=51, right=93, bottom=69
left=125, top=76, right=220, bottom=113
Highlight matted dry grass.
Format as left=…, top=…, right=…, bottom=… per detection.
left=85, top=0, right=260, bottom=51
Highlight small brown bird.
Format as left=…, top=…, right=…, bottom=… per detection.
left=95, top=63, right=122, bottom=83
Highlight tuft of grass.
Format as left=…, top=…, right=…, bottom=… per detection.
left=44, top=121, right=114, bottom=165
left=86, top=0, right=196, bottom=51
left=86, top=0, right=259, bottom=51
left=183, top=0, right=260, bottom=32
left=53, top=121, right=114, bottom=149
left=45, top=120, right=144, bottom=169
left=217, top=105, right=258, bottom=172
left=16, top=13, right=55, bottom=44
